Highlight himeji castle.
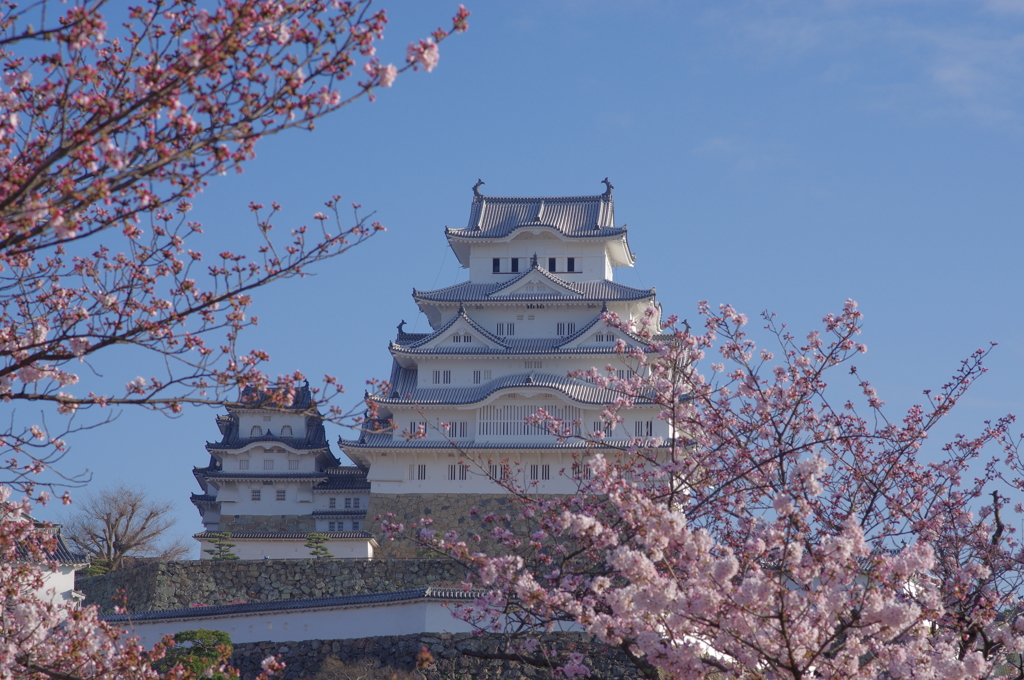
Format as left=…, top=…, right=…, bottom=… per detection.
left=191, top=180, right=670, bottom=558
left=341, top=180, right=670, bottom=556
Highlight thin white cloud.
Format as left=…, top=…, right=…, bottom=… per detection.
left=714, top=1, right=1024, bottom=129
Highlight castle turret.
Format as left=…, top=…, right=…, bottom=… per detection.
left=192, top=382, right=375, bottom=559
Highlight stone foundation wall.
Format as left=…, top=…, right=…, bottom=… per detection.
left=76, top=558, right=467, bottom=612
left=219, top=514, right=318, bottom=532
left=231, top=633, right=642, bottom=680
left=366, top=492, right=542, bottom=558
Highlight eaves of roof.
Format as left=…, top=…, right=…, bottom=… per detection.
left=100, top=587, right=478, bottom=623
left=197, top=471, right=328, bottom=481
left=372, top=371, right=645, bottom=407
left=193, top=530, right=373, bottom=540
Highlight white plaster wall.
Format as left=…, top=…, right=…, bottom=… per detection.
left=197, top=538, right=373, bottom=560
left=37, top=566, right=80, bottom=606
left=466, top=237, right=608, bottom=282
left=219, top=481, right=311, bottom=515
left=313, top=492, right=370, bottom=511
left=237, top=412, right=306, bottom=439
left=118, top=600, right=474, bottom=648
left=411, top=355, right=645, bottom=390
left=221, top=448, right=318, bottom=473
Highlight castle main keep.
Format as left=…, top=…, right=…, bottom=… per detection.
left=192, top=181, right=669, bottom=557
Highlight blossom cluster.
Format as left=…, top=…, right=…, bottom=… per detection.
left=387, top=300, right=1024, bottom=679
left=0, top=0, right=468, bottom=496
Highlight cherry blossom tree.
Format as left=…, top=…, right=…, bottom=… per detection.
left=1, top=487, right=290, bottom=680
left=1, top=2, right=468, bottom=678
left=387, top=300, right=1024, bottom=680
left=0, top=0, right=469, bottom=497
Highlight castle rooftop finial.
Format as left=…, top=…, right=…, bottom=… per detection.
left=601, top=177, right=613, bottom=196
left=530, top=253, right=538, bottom=268
left=472, top=179, right=485, bottom=197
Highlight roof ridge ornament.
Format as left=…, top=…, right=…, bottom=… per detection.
left=472, top=179, right=485, bottom=197
left=531, top=253, right=538, bottom=268
left=397, top=320, right=406, bottom=336
left=601, top=177, right=613, bottom=197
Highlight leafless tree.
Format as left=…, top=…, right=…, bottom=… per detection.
left=63, top=484, right=192, bottom=572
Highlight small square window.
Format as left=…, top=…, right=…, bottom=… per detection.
left=352, top=521, right=360, bottom=531
left=344, top=497, right=352, bottom=509
left=238, top=459, right=249, bottom=470
left=263, top=459, right=274, bottom=470
left=329, top=521, right=336, bottom=531
left=329, top=497, right=336, bottom=509
left=353, top=498, right=360, bottom=509
left=276, top=489, right=286, bottom=501
left=251, top=490, right=261, bottom=501
left=288, top=459, right=299, bottom=470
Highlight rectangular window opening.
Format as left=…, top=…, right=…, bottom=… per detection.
left=329, top=497, right=336, bottom=509
left=288, top=460, right=299, bottom=470
left=251, top=490, right=261, bottom=501
left=567, top=257, right=575, bottom=272
left=239, top=459, right=249, bottom=470
left=548, top=257, right=557, bottom=271
left=276, top=490, right=286, bottom=501
left=492, top=258, right=501, bottom=273
left=263, top=459, right=274, bottom=470
left=511, top=258, right=519, bottom=273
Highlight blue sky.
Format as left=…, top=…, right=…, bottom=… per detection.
left=30, top=1, right=1024, bottom=549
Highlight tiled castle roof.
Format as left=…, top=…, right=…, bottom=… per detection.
left=388, top=307, right=657, bottom=361
left=313, top=466, right=371, bottom=491
left=193, top=530, right=373, bottom=540
left=413, top=266, right=653, bottom=304
left=207, top=380, right=332, bottom=454
left=376, top=371, right=641, bottom=407
left=447, top=182, right=622, bottom=239
left=100, top=587, right=477, bottom=623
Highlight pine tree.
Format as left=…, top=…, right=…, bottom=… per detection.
left=305, top=532, right=333, bottom=559
left=202, top=532, right=238, bottom=561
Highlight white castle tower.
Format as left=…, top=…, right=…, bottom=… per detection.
left=191, top=383, right=375, bottom=559
left=341, top=181, right=670, bottom=556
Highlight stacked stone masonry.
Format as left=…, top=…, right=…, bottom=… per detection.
left=231, top=633, right=643, bottom=680
left=366, top=492, right=542, bottom=558
left=76, top=558, right=467, bottom=612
